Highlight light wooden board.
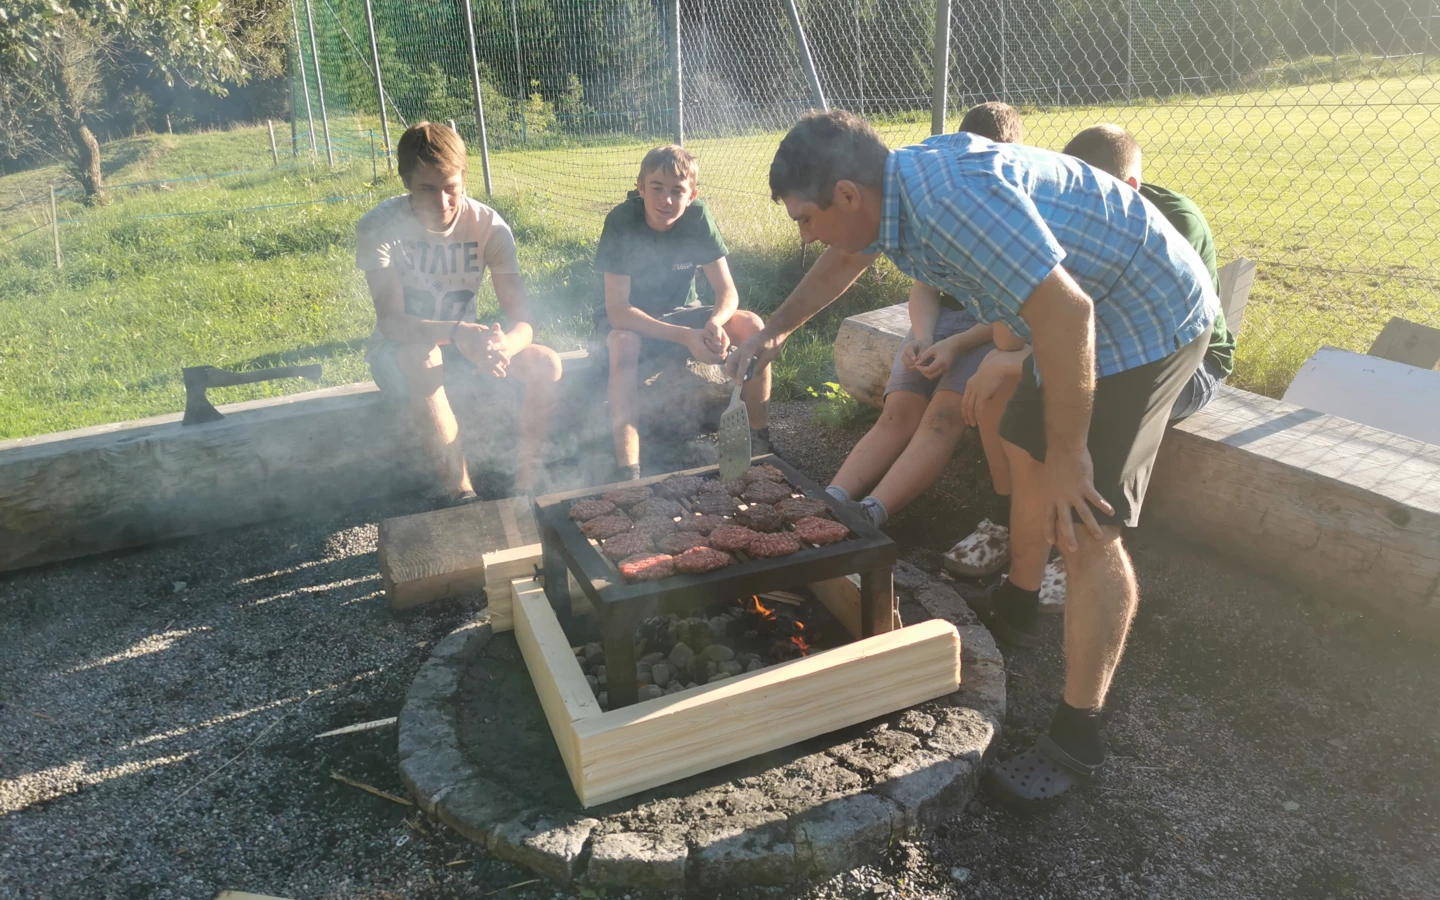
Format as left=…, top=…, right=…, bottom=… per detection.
left=513, top=577, right=961, bottom=807
left=810, top=573, right=902, bottom=638
left=1281, top=346, right=1440, bottom=445
left=1216, top=257, right=1257, bottom=334
left=378, top=496, right=538, bottom=611
left=1368, top=317, right=1440, bottom=371
left=1147, top=385, right=1440, bottom=637
left=483, top=543, right=592, bottom=630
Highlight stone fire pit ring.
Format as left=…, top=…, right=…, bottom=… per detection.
left=398, top=568, right=1004, bottom=893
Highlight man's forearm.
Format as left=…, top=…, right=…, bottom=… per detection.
left=1020, top=269, right=1096, bottom=452
left=763, top=247, right=876, bottom=337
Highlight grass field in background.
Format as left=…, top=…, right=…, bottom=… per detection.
left=2, top=75, right=1438, bottom=439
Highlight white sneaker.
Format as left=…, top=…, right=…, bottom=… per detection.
left=943, top=518, right=1011, bottom=577
left=1039, top=556, right=1066, bottom=613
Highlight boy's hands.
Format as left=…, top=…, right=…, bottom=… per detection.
left=913, top=340, right=959, bottom=379
left=685, top=327, right=726, bottom=365
left=899, top=336, right=930, bottom=370
left=454, top=322, right=513, bottom=377
left=701, top=319, right=731, bottom=358
left=961, top=349, right=1007, bottom=426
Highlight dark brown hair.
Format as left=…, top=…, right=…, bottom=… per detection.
left=1063, top=124, right=1142, bottom=182
left=769, top=110, right=889, bottom=207
left=958, top=102, right=1025, bottom=143
left=397, top=122, right=468, bottom=183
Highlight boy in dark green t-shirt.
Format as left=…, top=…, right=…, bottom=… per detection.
left=595, top=145, right=770, bottom=480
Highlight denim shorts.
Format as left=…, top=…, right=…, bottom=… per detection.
left=1169, top=356, right=1227, bottom=421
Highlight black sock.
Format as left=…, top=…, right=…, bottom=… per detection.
left=995, top=578, right=1039, bottom=624
left=995, top=492, right=1012, bottom=525
left=1048, top=701, right=1106, bottom=767
left=619, top=463, right=641, bottom=481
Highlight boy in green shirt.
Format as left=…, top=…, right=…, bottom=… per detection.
left=595, top=145, right=770, bottom=480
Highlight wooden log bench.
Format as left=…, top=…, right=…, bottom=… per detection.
left=833, top=303, right=1440, bottom=639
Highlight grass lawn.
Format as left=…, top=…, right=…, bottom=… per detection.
left=2, top=75, right=1437, bottom=439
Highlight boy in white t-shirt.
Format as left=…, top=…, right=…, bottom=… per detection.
left=356, top=122, right=562, bottom=501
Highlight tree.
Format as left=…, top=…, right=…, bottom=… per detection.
left=0, top=0, right=243, bottom=202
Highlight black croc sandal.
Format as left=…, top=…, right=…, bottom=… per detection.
left=986, top=736, right=1101, bottom=811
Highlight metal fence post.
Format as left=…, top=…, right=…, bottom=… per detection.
left=855, top=0, right=864, bottom=115
left=931, top=0, right=951, bottom=135
left=1125, top=0, right=1133, bottom=102
left=1332, top=0, right=1341, bottom=80
left=302, top=0, right=334, bottom=167
left=785, top=0, right=828, bottom=111
left=999, top=0, right=1007, bottom=102
left=363, top=0, right=393, bottom=172
left=268, top=119, right=280, bottom=166
left=49, top=185, right=61, bottom=270
left=291, top=0, right=317, bottom=159
left=461, top=0, right=494, bottom=196
left=512, top=0, right=527, bottom=144
left=670, top=0, right=683, bottom=144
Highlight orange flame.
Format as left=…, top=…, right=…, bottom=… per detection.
left=747, top=595, right=775, bottom=619
left=790, top=634, right=811, bottom=655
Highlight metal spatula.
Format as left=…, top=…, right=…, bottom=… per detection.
left=717, top=357, right=757, bottom=481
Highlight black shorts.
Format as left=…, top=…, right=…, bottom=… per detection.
left=591, top=305, right=713, bottom=372
left=999, top=327, right=1212, bottom=528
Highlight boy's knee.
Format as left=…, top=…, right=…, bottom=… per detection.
left=395, top=343, right=444, bottom=382
left=515, top=344, right=563, bottom=383
left=607, top=329, right=641, bottom=365
left=724, top=310, right=764, bottom=338
left=921, top=392, right=969, bottom=436
left=877, top=392, right=926, bottom=433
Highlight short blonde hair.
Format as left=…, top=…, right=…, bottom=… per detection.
left=397, top=122, right=468, bottom=183
left=639, top=145, right=699, bottom=185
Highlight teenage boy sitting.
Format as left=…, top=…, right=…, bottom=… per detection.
left=946, top=123, right=1236, bottom=611
left=595, top=145, right=769, bottom=480
left=357, top=122, right=562, bottom=502
left=824, top=102, right=1025, bottom=527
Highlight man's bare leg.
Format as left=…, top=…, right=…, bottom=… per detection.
left=829, top=391, right=927, bottom=499
left=395, top=344, right=472, bottom=496
left=868, top=389, right=969, bottom=515
left=723, top=311, right=771, bottom=428
left=1060, top=525, right=1135, bottom=710
left=507, top=344, right=563, bottom=493
left=607, top=329, right=643, bottom=472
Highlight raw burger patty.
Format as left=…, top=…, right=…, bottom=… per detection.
left=602, top=532, right=653, bottom=560
left=742, top=463, right=787, bottom=484
left=581, top=515, right=633, bottom=540
left=708, top=524, right=760, bottom=553
left=632, top=515, right=678, bottom=539
left=602, top=485, right=653, bottom=508
left=674, top=546, right=734, bottom=574
left=793, top=516, right=851, bottom=545
left=632, top=497, right=684, bottom=519
left=655, top=475, right=705, bottom=499
left=693, top=493, right=740, bottom=516
left=741, top=481, right=792, bottom=505
left=735, top=504, right=785, bottom=532
left=568, top=498, right=617, bottom=522
left=749, top=531, right=803, bottom=557
left=618, top=552, right=675, bottom=582
left=776, top=497, right=829, bottom=522
left=659, top=532, right=709, bottom=555
left=675, top=514, right=730, bottom=535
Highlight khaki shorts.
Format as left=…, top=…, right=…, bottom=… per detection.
left=999, top=327, right=1211, bottom=528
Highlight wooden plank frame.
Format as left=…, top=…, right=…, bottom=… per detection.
left=510, top=578, right=961, bottom=808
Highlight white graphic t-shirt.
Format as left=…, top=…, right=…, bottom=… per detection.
left=355, top=195, right=520, bottom=327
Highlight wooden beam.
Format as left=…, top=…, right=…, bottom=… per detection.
left=1368, top=317, right=1440, bottom=371
left=512, top=578, right=603, bottom=795
left=379, top=496, right=538, bottom=611
left=1147, top=385, right=1440, bottom=639
left=484, top=544, right=591, bottom=631
left=810, top=573, right=901, bottom=640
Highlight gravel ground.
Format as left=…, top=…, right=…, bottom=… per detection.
left=2, top=399, right=1438, bottom=900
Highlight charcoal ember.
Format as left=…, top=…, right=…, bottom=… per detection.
left=581, top=515, right=633, bottom=540
left=655, top=475, right=705, bottom=499
left=632, top=497, right=684, bottom=519
left=568, top=498, right=617, bottom=522
left=734, top=504, right=785, bottom=532
left=675, top=514, right=731, bottom=535
left=674, top=546, right=733, bottom=574
left=633, top=515, right=678, bottom=540
left=602, top=484, right=654, bottom=508
left=741, top=480, right=792, bottom=505
left=618, top=552, right=676, bottom=581
left=601, top=531, right=653, bottom=560
left=776, top=497, right=829, bottom=522
left=793, top=515, right=851, bottom=545
left=693, top=493, right=740, bottom=516
left=742, top=463, right=787, bottom=484
left=658, top=532, right=708, bottom=555
left=708, top=524, right=759, bottom=553
left=749, top=531, right=803, bottom=557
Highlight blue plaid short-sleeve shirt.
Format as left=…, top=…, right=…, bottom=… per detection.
left=868, top=132, right=1217, bottom=377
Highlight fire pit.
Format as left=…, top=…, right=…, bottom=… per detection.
left=532, top=455, right=900, bottom=708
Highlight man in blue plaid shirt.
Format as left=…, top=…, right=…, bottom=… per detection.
left=728, top=111, right=1216, bottom=807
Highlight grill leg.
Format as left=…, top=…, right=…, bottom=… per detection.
left=541, top=534, right=574, bottom=638
left=602, top=610, right=639, bottom=708
left=860, top=567, right=895, bottom=637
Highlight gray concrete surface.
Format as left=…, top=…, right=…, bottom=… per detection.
left=2, top=400, right=1438, bottom=899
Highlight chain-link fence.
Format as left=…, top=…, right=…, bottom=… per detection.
left=288, top=0, right=1438, bottom=393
